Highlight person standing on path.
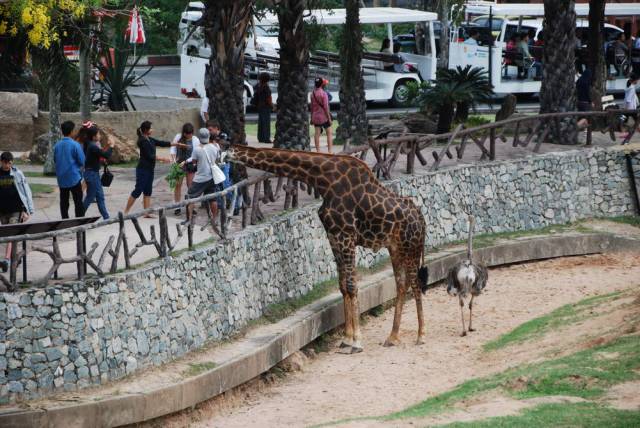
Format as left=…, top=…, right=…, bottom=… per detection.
left=183, top=128, right=221, bottom=222
left=253, top=72, right=274, bottom=144
left=54, top=120, right=85, bottom=219
left=80, top=122, right=114, bottom=220
left=170, top=123, right=200, bottom=215
left=124, top=120, right=177, bottom=217
left=310, top=77, right=333, bottom=154
left=0, top=151, right=34, bottom=272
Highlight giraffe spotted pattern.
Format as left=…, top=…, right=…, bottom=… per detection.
left=227, top=146, right=427, bottom=352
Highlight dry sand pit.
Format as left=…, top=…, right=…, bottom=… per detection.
left=146, top=252, right=640, bottom=428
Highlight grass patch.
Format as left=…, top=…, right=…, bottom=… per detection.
left=483, top=291, right=624, bottom=351
left=439, top=402, right=640, bottom=428
left=23, top=171, right=45, bottom=178
left=262, top=278, right=338, bottom=323
left=604, top=215, right=640, bottom=228
left=182, top=361, right=217, bottom=377
left=383, top=334, right=640, bottom=421
left=30, top=183, right=55, bottom=194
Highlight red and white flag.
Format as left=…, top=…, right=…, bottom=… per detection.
left=125, top=6, right=146, bottom=44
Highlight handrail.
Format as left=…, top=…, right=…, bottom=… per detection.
left=0, top=107, right=635, bottom=290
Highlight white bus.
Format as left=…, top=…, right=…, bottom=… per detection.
left=450, top=1, right=640, bottom=95
left=178, top=5, right=439, bottom=106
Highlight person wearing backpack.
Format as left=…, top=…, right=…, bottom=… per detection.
left=253, top=72, right=273, bottom=144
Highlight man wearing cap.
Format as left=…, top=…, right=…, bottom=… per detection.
left=183, top=128, right=222, bottom=221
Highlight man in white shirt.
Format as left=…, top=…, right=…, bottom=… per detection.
left=464, top=28, right=480, bottom=46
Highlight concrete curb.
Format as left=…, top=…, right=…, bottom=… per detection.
left=2, top=232, right=639, bottom=427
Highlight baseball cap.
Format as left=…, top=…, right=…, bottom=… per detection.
left=198, top=128, right=210, bottom=141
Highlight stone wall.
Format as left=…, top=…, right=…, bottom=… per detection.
left=32, top=108, right=201, bottom=151
left=0, top=92, right=38, bottom=152
left=0, top=147, right=635, bottom=403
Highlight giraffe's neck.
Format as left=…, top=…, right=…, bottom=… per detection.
left=229, top=146, right=341, bottom=195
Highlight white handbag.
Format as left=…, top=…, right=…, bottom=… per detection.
left=204, top=146, right=226, bottom=185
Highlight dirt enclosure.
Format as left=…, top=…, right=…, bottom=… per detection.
left=147, top=252, right=640, bottom=428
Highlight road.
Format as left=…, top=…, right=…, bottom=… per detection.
left=128, top=65, right=543, bottom=117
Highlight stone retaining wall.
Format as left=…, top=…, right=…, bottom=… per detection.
left=0, top=147, right=634, bottom=403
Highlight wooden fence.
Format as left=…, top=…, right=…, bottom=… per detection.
left=0, top=109, right=635, bottom=291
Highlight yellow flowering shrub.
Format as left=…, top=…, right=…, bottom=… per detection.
left=0, top=0, right=94, bottom=49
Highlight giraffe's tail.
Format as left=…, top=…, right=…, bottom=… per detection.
left=417, top=243, right=429, bottom=294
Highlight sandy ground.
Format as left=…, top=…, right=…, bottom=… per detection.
left=147, top=252, right=640, bottom=428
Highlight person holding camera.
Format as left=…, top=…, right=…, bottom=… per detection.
left=124, top=120, right=176, bottom=217
left=170, top=123, right=200, bottom=215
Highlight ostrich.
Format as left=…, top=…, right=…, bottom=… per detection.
left=447, top=215, right=488, bottom=337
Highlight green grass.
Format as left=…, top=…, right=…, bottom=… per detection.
left=438, top=402, right=640, bottom=428
left=382, top=334, right=640, bottom=421
left=182, top=361, right=217, bottom=377
left=23, top=171, right=45, bottom=178
left=30, top=183, right=55, bottom=194
left=262, top=278, right=338, bottom=323
left=483, top=291, right=624, bottom=351
left=604, top=215, right=640, bottom=228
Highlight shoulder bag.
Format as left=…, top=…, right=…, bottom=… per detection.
left=100, top=163, right=114, bottom=187
left=203, top=146, right=226, bottom=185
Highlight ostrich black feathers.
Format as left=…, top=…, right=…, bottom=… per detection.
left=418, top=266, right=429, bottom=294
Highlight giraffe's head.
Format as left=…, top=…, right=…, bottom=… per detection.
left=224, top=144, right=243, bottom=165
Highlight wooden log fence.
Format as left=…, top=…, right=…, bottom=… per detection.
left=0, top=109, right=636, bottom=290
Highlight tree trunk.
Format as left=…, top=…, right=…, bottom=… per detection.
left=202, top=0, right=252, bottom=147
left=540, top=0, right=578, bottom=144
left=274, top=0, right=310, bottom=151
left=437, top=1, right=450, bottom=69
left=79, top=42, right=92, bottom=121
left=336, top=0, right=369, bottom=149
left=437, top=102, right=454, bottom=134
left=588, top=0, right=606, bottom=111
left=44, top=85, right=61, bottom=176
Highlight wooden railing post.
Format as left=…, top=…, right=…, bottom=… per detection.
left=158, top=208, right=167, bottom=258
left=489, top=127, right=496, bottom=160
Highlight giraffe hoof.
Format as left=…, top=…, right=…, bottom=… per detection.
left=460, top=331, right=467, bottom=337
left=415, top=336, right=426, bottom=345
left=350, top=346, right=363, bottom=354
left=339, top=341, right=352, bottom=349
left=468, top=327, right=476, bottom=332
left=383, top=337, right=400, bottom=347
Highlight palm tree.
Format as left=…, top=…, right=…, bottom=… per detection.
left=409, top=66, right=493, bottom=134
left=336, top=0, right=368, bottom=148
left=202, top=0, right=253, bottom=146
left=274, top=0, right=311, bottom=151
left=438, top=65, right=493, bottom=122
left=539, top=0, right=578, bottom=144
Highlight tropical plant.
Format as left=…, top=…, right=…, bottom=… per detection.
left=438, top=65, right=494, bottom=122
left=95, top=35, right=153, bottom=111
left=408, top=65, right=494, bottom=134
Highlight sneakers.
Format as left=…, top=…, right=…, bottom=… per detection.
left=174, top=208, right=182, bottom=215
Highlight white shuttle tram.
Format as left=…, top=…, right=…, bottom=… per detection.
left=178, top=4, right=439, bottom=106
left=451, top=1, right=640, bottom=96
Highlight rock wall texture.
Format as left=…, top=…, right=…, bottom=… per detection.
left=0, top=148, right=635, bottom=403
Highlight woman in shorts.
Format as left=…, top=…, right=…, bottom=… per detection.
left=310, top=77, right=333, bottom=154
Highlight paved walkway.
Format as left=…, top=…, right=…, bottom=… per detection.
left=5, top=125, right=637, bottom=286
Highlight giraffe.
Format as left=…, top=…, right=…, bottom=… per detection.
left=226, top=145, right=427, bottom=353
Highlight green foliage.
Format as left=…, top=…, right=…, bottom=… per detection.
left=30, top=183, right=55, bottom=194
left=262, top=278, right=338, bottom=323
left=483, top=291, right=624, bottom=351
left=96, top=33, right=153, bottom=111
left=440, top=402, right=640, bottom=428
left=165, top=163, right=185, bottom=191
left=465, top=115, right=492, bottom=128
left=32, top=57, right=80, bottom=112
left=605, top=215, right=640, bottom=228
left=139, top=2, right=185, bottom=55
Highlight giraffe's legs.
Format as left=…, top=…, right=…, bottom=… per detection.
left=459, top=296, right=467, bottom=337
left=468, top=295, right=475, bottom=332
left=329, top=234, right=360, bottom=353
left=384, top=250, right=406, bottom=347
left=406, top=258, right=425, bottom=345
